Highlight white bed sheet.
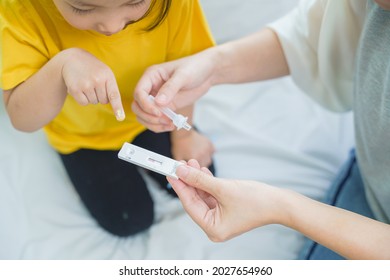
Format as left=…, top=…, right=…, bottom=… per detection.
left=0, top=0, right=354, bottom=260
left=0, top=77, right=353, bottom=260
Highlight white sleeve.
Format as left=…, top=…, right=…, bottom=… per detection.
left=268, top=0, right=366, bottom=112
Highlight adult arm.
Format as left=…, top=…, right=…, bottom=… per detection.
left=168, top=161, right=390, bottom=260
left=132, top=28, right=289, bottom=132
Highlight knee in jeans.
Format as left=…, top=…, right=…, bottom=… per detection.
left=96, top=206, right=154, bottom=237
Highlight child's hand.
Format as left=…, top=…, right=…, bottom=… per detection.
left=170, top=130, right=215, bottom=168
left=61, top=48, right=125, bottom=121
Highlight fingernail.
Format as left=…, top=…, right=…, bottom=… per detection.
left=176, top=165, right=189, bottom=178
left=156, top=94, right=167, bottom=104
left=116, top=109, right=125, bottom=121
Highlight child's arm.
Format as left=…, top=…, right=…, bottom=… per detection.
left=3, top=48, right=125, bottom=132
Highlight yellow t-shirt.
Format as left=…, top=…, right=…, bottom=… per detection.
left=0, top=0, right=214, bottom=154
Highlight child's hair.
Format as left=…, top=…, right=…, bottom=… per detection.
left=142, top=0, right=172, bottom=31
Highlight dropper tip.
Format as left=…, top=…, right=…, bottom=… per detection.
left=182, top=122, right=192, bottom=131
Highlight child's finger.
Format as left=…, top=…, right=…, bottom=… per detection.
left=106, top=78, right=125, bottom=121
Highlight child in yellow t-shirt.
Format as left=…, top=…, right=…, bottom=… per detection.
left=0, top=0, right=215, bottom=236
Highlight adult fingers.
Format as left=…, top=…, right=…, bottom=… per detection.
left=154, top=71, right=187, bottom=107
left=201, top=167, right=213, bottom=176
left=131, top=101, right=175, bottom=132
left=133, top=71, right=162, bottom=117
left=167, top=175, right=213, bottom=227
left=187, top=158, right=201, bottom=169
left=175, top=164, right=218, bottom=197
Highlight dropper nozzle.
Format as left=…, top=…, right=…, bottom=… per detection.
left=148, top=95, right=192, bottom=131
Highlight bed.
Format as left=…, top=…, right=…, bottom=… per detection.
left=0, top=0, right=354, bottom=259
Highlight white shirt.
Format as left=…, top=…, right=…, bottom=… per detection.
left=269, top=0, right=367, bottom=112
left=270, top=0, right=390, bottom=223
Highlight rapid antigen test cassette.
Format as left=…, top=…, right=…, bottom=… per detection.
left=118, top=143, right=183, bottom=179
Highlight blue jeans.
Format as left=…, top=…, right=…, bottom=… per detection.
left=298, top=150, right=375, bottom=260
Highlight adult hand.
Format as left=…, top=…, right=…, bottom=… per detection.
left=61, top=48, right=125, bottom=121
left=167, top=159, right=282, bottom=242
left=132, top=49, right=216, bottom=132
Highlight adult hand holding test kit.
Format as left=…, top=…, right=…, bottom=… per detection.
left=118, top=142, right=183, bottom=179
left=118, top=97, right=191, bottom=179
left=148, top=95, right=192, bottom=131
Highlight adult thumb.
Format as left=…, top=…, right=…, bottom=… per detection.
left=176, top=165, right=216, bottom=195
left=154, top=71, right=186, bottom=107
